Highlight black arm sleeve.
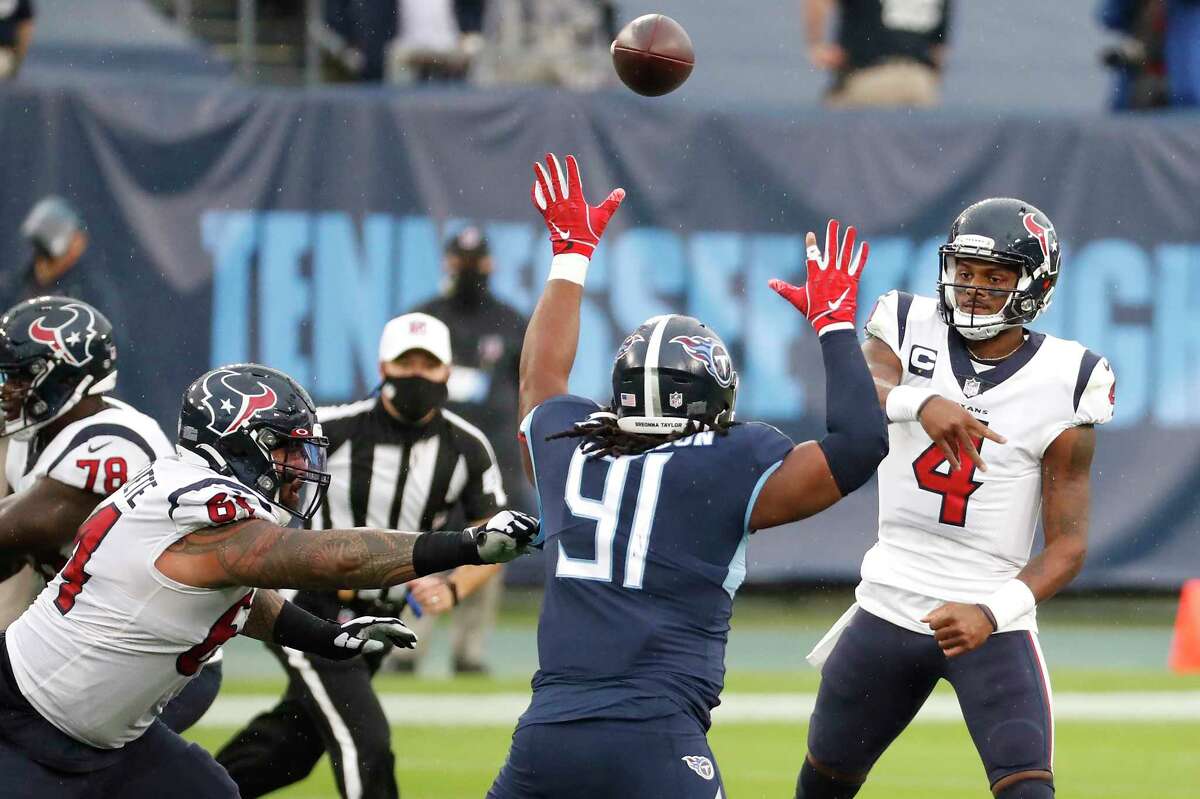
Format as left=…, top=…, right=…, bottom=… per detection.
left=815, top=330, right=890, bottom=496
left=272, top=600, right=359, bottom=661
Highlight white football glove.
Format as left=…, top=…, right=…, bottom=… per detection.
left=471, top=510, right=540, bottom=564
left=332, top=616, right=419, bottom=656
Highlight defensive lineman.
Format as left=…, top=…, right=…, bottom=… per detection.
left=0, top=362, right=536, bottom=798
left=488, top=154, right=888, bottom=798
left=797, top=199, right=1115, bottom=799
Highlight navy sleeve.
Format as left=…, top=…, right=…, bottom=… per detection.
left=736, top=423, right=796, bottom=534
left=520, top=394, right=601, bottom=541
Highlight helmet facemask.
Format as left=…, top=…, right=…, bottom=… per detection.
left=0, top=357, right=106, bottom=441
left=227, top=425, right=331, bottom=522
left=937, top=245, right=1052, bottom=341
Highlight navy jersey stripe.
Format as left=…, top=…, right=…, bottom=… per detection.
left=1073, top=350, right=1103, bottom=412
left=43, top=424, right=158, bottom=477
left=895, top=291, right=915, bottom=349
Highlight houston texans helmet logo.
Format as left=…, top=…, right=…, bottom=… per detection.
left=27, top=303, right=98, bottom=367
left=671, top=335, right=734, bottom=388
left=199, top=369, right=280, bottom=436
left=614, top=333, right=645, bottom=362
left=1022, top=212, right=1055, bottom=267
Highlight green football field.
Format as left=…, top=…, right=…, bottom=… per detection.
left=186, top=592, right=1200, bottom=797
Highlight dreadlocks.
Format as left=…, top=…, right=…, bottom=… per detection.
left=546, top=409, right=736, bottom=459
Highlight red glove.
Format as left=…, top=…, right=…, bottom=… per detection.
left=769, top=219, right=869, bottom=336
left=530, top=153, right=624, bottom=260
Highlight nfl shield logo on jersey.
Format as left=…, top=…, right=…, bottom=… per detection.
left=963, top=377, right=981, bottom=398
left=681, top=755, right=715, bottom=780
left=669, top=391, right=684, bottom=409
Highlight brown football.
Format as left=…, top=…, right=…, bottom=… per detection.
left=611, top=14, right=694, bottom=97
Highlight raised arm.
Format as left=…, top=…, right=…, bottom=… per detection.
left=518, top=153, right=624, bottom=433
left=748, top=220, right=888, bottom=530
left=155, top=510, right=539, bottom=591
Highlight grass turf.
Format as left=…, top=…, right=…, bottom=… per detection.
left=186, top=719, right=1200, bottom=798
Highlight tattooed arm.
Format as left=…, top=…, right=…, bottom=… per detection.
left=155, top=521, right=425, bottom=590
left=240, top=587, right=285, bottom=640
left=1019, top=424, right=1096, bottom=601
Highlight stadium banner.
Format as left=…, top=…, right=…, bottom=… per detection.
left=1, top=80, right=1198, bottom=588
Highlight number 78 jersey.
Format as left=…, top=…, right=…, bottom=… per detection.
left=519, top=395, right=793, bottom=730
left=859, top=291, right=1115, bottom=632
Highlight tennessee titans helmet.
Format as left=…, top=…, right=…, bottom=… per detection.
left=0, top=296, right=117, bottom=440
left=178, top=363, right=331, bottom=521
left=937, top=197, right=1061, bottom=340
left=611, top=315, right=738, bottom=434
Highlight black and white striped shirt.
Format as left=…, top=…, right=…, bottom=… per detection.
left=311, top=398, right=506, bottom=534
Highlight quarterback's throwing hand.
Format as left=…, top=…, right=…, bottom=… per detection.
left=531, top=153, right=624, bottom=260
left=918, top=397, right=1007, bottom=473
left=769, top=219, right=868, bottom=337
left=922, top=602, right=993, bottom=658
left=472, top=510, right=540, bottom=564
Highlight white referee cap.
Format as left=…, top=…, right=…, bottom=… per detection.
left=378, top=313, right=452, bottom=365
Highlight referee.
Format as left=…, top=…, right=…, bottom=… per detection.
left=215, top=312, right=508, bottom=799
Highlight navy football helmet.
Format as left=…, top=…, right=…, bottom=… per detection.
left=937, top=198, right=1061, bottom=340
left=0, top=296, right=117, bottom=440
left=611, top=315, right=738, bottom=434
left=178, top=363, right=331, bottom=521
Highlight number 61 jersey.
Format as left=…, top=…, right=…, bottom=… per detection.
left=4, top=453, right=278, bottom=749
left=858, top=291, right=1115, bottom=634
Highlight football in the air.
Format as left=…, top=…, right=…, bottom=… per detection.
left=610, top=14, right=694, bottom=97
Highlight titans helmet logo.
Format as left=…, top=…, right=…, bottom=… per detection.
left=670, top=335, right=734, bottom=388
left=27, top=303, right=98, bottom=368
left=614, top=332, right=645, bottom=363
left=199, top=369, right=279, bottom=436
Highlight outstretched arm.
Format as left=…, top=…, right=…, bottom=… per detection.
left=155, top=510, right=540, bottom=590
left=748, top=220, right=889, bottom=530
left=241, top=587, right=418, bottom=659
left=518, top=154, right=624, bottom=478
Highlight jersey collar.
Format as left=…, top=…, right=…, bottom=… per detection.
left=947, top=328, right=1045, bottom=397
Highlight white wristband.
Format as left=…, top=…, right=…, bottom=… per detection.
left=547, top=253, right=590, bottom=286
left=885, top=385, right=940, bottom=423
left=982, top=579, right=1037, bottom=631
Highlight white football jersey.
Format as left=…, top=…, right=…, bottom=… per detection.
left=855, top=291, right=1115, bottom=635
left=0, top=398, right=174, bottom=626
left=4, top=454, right=276, bottom=748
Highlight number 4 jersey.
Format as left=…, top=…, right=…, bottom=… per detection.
left=3, top=454, right=277, bottom=748
left=519, top=395, right=794, bottom=731
left=857, top=291, right=1115, bottom=634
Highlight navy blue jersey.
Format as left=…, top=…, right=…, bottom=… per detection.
left=519, top=395, right=794, bottom=730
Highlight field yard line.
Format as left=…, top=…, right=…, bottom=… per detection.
left=195, top=691, right=1200, bottom=728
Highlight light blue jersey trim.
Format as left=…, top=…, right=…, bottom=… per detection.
left=519, top=407, right=545, bottom=545
left=724, top=459, right=785, bottom=599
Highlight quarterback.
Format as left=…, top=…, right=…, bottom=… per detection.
left=797, top=199, right=1115, bottom=799
left=0, top=362, right=536, bottom=798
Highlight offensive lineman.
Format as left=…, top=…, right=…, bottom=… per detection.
left=0, top=297, right=217, bottom=732
left=797, top=199, right=1115, bottom=799
left=487, top=154, right=888, bottom=798
left=0, top=362, right=537, bottom=798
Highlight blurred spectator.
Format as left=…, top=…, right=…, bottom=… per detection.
left=805, top=0, right=952, bottom=108
left=322, top=0, right=398, bottom=81
left=0, top=196, right=122, bottom=328
left=387, top=0, right=486, bottom=82
left=479, top=0, right=614, bottom=89
left=0, top=0, right=34, bottom=80
left=392, top=225, right=529, bottom=674
left=1101, top=0, right=1200, bottom=109
left=1100, top=0, right=1169, bottom=109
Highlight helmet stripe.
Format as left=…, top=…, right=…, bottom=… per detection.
left=643, top=316, right=672, bottom=418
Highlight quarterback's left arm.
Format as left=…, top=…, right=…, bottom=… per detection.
left=0, top=477, right=103, bottom=558
left=240, top=587, right=418, bottom=659
left=926, top=425, right=1097, bottom=657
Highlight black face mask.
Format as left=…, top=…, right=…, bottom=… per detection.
left=450, top=265, right=489, bottom=306
left=381, top=376, right=448, bottom=423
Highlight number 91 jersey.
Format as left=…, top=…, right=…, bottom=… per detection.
left=858, top=291, right=1115, bottom=634
left=4, top=454, right=277, bottom=749
left=519, top=395, right=793, bottom=730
